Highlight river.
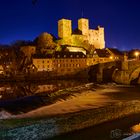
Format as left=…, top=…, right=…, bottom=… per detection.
left=0, top=80, right=88, bottom=113
left=47, top=112, right=140, bottom=140
left=0, top=80, right=140, bottom=139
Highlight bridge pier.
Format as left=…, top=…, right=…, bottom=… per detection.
left=89, top=56, right=140, bottom=84
left=96, top=63, right=103, bottom=83
left=121, top=54, right=128, bottom=71
left=138, top=74, right=140, bottom=84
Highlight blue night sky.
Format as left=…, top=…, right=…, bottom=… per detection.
left=0, top=0, right=140, bottom=50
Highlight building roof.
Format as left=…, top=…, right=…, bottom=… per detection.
left=33, top=51, right=86, bottom=59
left=33, top=53, right=53, bottom=59
left=20, top=45, right=36, bottom=48
left=66, top=46, right=87, bottom=55
left=94, top=49, right=111, bottom=57
left=54, top=51, right=86, bottom=58
left=107, top=48, right=123, bottom=56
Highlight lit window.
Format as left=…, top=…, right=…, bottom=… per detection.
left=58, top=64, right=61, bottom=67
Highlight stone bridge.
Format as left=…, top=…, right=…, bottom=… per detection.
left=89, top=60, right=140, bottom=84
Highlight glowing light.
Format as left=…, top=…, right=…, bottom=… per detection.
left=135, top=51, right=139, bottom=57
left=132, top=123, right=140, bottom=133
left=110, top=56, right=113, bottom=59
left=135, top=51, right=139, bottom=60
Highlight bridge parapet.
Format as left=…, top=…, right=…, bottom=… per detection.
left=128, top=60, right=140, bottom=70
left=89, top=60, right=140, bottom=84
left=113, top=60, right=140, bottom=84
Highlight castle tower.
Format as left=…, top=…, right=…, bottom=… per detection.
left=78, top=18, right=89, bottom=36
left=98, top=26, right=105, bottom=49
left=58, top=19, right=72, bottom=39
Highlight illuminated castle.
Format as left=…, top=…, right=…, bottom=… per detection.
left=57, top=18, right=105, bottom=50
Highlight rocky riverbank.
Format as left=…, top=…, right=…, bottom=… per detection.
left=1, top=100, right=140, bottom=140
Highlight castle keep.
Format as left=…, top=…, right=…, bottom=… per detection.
left=57, top=18, right=105, bottom=50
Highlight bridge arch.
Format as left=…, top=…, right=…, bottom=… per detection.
left=129, top=66, right=140, bottom=84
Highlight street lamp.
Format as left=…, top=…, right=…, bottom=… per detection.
left=135, top=51, right=139, bottom=60
left=110, top=56, right=113, bottom=60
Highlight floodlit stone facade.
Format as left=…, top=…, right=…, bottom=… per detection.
left=33, top=58, right=54, bottom=72
left=58, top=19, right=72, bottom=39
left=57, top=18, right=105, bottom=50
left=32, top=52, right=87, bottom=75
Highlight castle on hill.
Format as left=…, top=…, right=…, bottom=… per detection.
left=57, top=18, right=105, bottom=50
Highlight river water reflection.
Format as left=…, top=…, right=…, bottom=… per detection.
left=0, top=80, right=88, bottom=113
left=0, top=80, right=88, bottom=100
